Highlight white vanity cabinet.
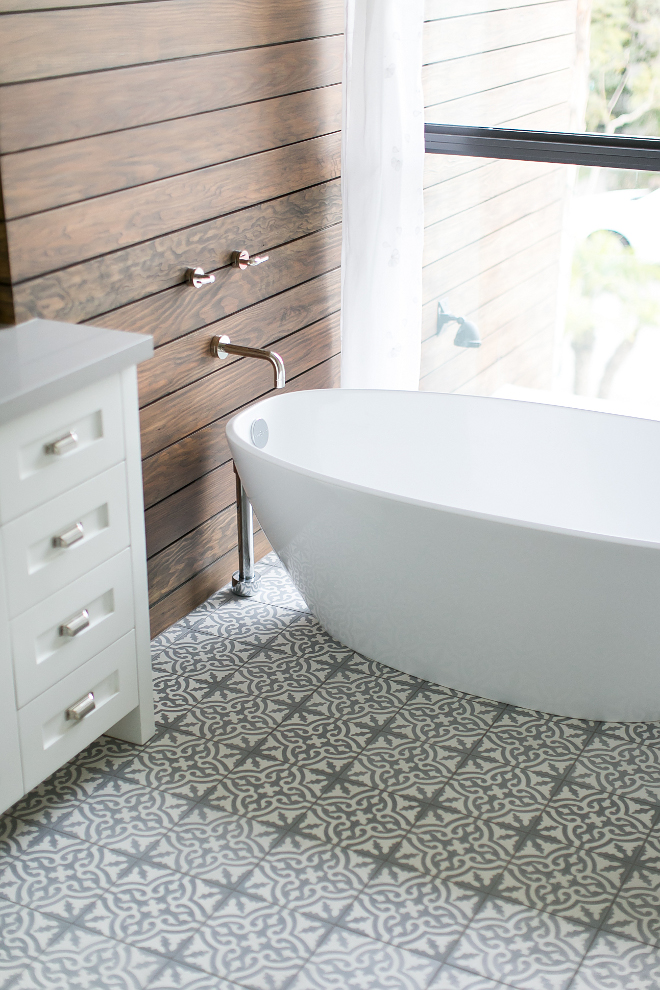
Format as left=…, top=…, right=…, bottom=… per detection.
left=0, top=319, right=155, bottom=814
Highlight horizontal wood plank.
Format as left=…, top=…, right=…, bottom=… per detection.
left=0, top=37, right=343, bottom=153
left=148, top=528, right=272, bottom=638
left=425, top=0, right=546, bottom=18
left=0, top=0, right=344, bottom=84
left=425, top=69, right=571, bottom=128
left=3, top=85, right=342, bottom=218
left=142, top=353, right=341, bottom=509
left=147, top=503, right=236, bottom=604
left=98, top=221, right=342, bottom=349
left=145, top=459, right=236, bottom=559
left=140, top=310, right=341, bottom=457
left=14, top=180, right=341, bottom=327
left=7, top=131, right=341, bottom=281
left=423, top=2, right=575, bottom=65
left=138, top=270, right=341, bottom=406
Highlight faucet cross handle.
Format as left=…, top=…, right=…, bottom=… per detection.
left=231, top=249, right=269, bottom=270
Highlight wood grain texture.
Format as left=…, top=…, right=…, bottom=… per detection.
left=0, top=0, right=343, bottom=84
left=140, top=310, right=341, bottom=457
left=425, top=69, right=571, bottom=128
left=0, top=37, right=344, bottom=153
left=97, top=221, right=342, bottom=348
left=7, top=131, right=341, bottom=281
left=142, top=354, right=341, bottom=510
left=13, top=180, right=341, bottom=327
left=145, top=459, right=236, bottom=559
left=3, top=86, right=342, bottom=218
left=148, top=528, right=272, bottom=638
left=138, top=269, right=341, bottom=406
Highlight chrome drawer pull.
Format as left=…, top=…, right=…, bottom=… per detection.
left=65, top=692, right=95, bottom=721
left=52, top=522, right=84, bottom=548
left=59, top=608, right=90, bottom=638
left=44, top=431, right=79, bottom=456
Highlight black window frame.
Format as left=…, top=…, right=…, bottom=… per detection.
left=425, top=123, right=660, bottom=172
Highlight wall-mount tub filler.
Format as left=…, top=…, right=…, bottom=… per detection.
left=211, top=334, right=285, bottom=597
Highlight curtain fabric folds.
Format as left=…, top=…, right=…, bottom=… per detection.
left=340, top=0, right=425, bottom=390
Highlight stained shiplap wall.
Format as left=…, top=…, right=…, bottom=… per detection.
left=0, top=0, right=343, bottom=635
left=421, top=0, right=577, bottom=394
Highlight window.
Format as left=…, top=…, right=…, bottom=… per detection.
left=422, top=0, right=660, bottom=413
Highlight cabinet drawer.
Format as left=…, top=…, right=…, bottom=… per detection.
left=2, top=463, right=130, bottom=618
left=11, top=549, right=135, bottom=709
left=18, top=631, right=139, bottom=792
left=0, top=375, right=125, bottom=524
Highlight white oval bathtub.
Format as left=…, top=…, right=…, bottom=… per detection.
left=227, top=389, right=660, bottom=721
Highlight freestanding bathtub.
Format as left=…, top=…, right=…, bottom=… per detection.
left=227, top=389, right=660, bottom=722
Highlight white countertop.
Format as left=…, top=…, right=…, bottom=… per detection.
left=0, top=319, right=153, bottom=423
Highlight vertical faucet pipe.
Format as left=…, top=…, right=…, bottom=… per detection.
left=211, top=334, right=286, bottom=597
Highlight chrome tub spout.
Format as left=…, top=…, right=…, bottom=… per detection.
left=210, top=334, right=285, bottom=389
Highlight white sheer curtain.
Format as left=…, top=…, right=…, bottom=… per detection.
left=340, top=0, right=425, bottom=390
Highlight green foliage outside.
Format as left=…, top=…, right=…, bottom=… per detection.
left=587, top=0, right=660, bottom=135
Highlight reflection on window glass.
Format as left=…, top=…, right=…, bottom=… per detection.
left=421, top=158, right=660, bottom=411
left=424, top=0, right=660, bottom=137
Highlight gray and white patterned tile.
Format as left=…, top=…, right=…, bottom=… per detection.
left=302, top=669, right=414, bottom=727
left=0, top=897, right=64, bottom=979
left=152, top=642, right=247, bottom=686
left=259, top=711, right=374, bottom=775
left=0, top=830, right=130, bottom=921
left=342, top=655, right=424, bottom=690
left=67, top=735, right=141, bottom=774
left=570, top=736, right=660, bottom=803
left=342, top=863, right=480, bottom=960
left=180, top=891, right=328, bottom=989
left=604, top=866, right=660, bottom=946
left=436, top=757, right=556, bottom=830
left=496, top=834, right=625, bottom=926
left=118, top=730, right=243, bottom=800
left=296, top=779, right=421, bottom=856
left=147, top=960, right=239, bottom=989
left=535, top=779, right=655, bottom=859
left=178, top=689, right=291, bottom=747
left=8, top=762, right=106, bottom=827
left=289, top=928, right=438, bottom=990
left=599, top=721, right=660, bottom=746
left=571, top=931, right=660, bottom=989
left=152, top=670, right=212, bottom=726
left=0, top=817, right=45, bottom=862
left=55, top=777, right=192, bottom=856
left=82, top=861, right=227, bottom=955
left=146, top=805, right=280, bottom=886
left=639, top=823, right=660, bottom=869
left=265, top=616, right=354, bottom=667
left=345, top=732, right=462, bottom=801
left=391, top=808, right=520, bottom=891
left=6, top=926, right=163, bottom=990
left=190, top=601, right=298, bottom=650
left=475, top=711, right=590, bottom=776
left=390, top=690, right=501, bottom=751
left=240, top=832, right=377, bottom=921
left=448, top=897, right=592, bottom=990
left=429, top=967, right=503, bottom=989
left=245, top=569, right=310, bottom=613
left=223, top=654, right=331, bottom=705
left=204, top=755, right=328, bottom=827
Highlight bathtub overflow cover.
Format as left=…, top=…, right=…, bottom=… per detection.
left=250, top=419, right=269, bottom=449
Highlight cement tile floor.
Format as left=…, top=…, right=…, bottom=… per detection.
left=1, top=552, right=660, bottom=989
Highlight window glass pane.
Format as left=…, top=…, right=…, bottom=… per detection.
left=424, top=0, right=660, bottom=138
left=422, top=154, right=660, bottom=412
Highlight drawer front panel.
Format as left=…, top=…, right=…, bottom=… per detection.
left=0, top=375, right=125, bottom=524
left=18, top=631, right=139, bottom=792
left=11, top=548, right=135, bottom=708
left=2, top=463, right=130, bottom=617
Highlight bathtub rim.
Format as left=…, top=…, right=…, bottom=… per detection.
left=226, top=389, right=660, bottom=552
